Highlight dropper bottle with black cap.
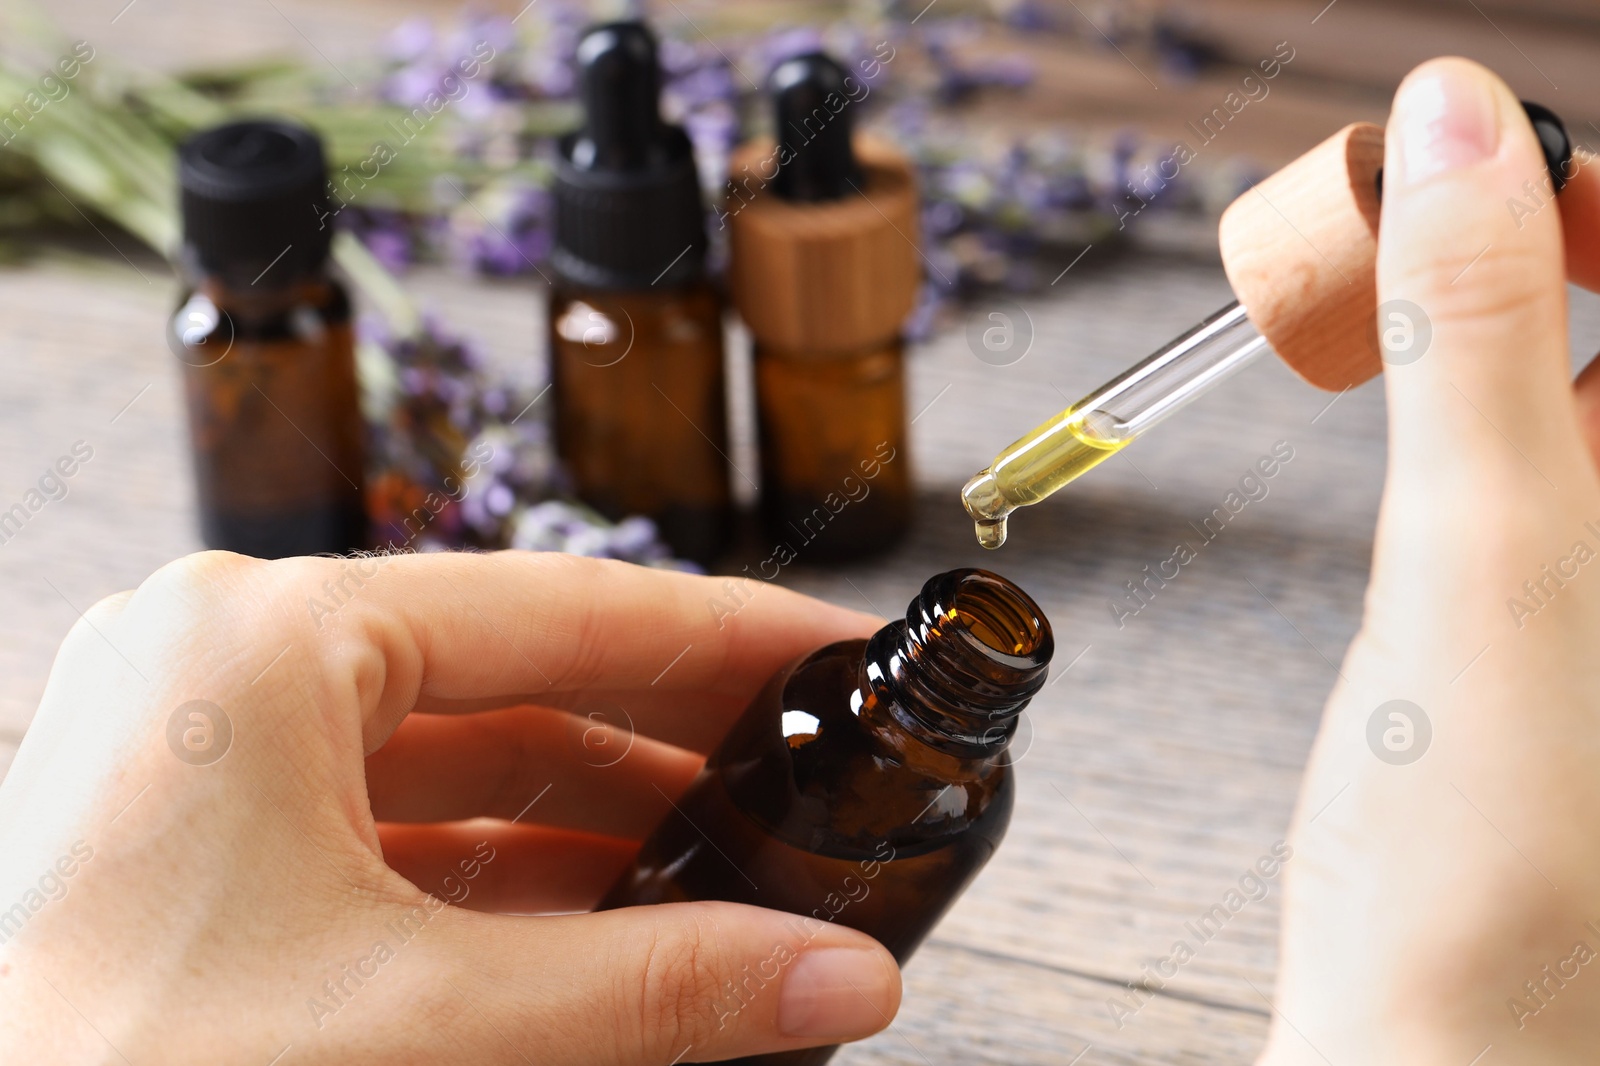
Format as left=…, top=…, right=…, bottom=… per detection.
left=549, top=21, right=731, bottom=564
left=171, top=119, right=366, bottom=559
left=728, top=53, right=920, bottom=561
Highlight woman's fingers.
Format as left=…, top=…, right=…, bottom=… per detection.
left=1576, top=352, right=1600, bottom=472
left=406, top=687, right=754, bottom=753
left=1489, top=135, right=1600, bottom=467
left=377, top=821, right=634, bottom=913
left=334, top=552, right=879, bottom=749
left=431, top=902, right=901, bottom=1064
left=1377, top=58, right=1585, bottom=498
left=365, top=704, right=701, bottom=837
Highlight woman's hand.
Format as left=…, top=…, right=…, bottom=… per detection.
left=1264, top=59, right=1600, bottom=1064
left=0, top=550, right=899, bottom=1064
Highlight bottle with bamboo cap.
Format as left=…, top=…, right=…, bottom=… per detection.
left=549, top=20, right=731, bottom=565
left=728, top=53, right=919, bottom=562
left=170, top=119, right=367, bottom=559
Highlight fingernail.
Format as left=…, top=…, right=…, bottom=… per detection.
left=1395, top=64, right=1499, bottom=185
left=777, top=948, right=895, bottom=1040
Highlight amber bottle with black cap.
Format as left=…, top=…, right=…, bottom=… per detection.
left=549, top=21, right=731, bottom=564
left=600, top=567, right=1053, bottom=1066
left=728, top=53, right=920, bottom=561
left=171, top=119, right=366, bottom=559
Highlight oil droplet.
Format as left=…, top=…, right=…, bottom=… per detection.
left=975, top=517, right=1007, bottom=550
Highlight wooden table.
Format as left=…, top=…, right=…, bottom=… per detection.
left=8, top=1, right=1600, bottom=1062
left=17, top=247, right=1600, bottom=1063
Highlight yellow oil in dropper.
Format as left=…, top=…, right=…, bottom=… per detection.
left=958, top=104, right=1575, bottom=551
left=962, top=301, right=1269, bottom=549
left=963, top=407, right=1130, bottom=548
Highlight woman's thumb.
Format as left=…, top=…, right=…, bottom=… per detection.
left=438, top=901, right=901, bottom=1064
left=1377, top=58, right=1583, bottom=497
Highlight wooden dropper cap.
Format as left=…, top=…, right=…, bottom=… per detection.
left=726, top=54, right=919, bottom=355
left=728, top=136, right=919, bottom=353
left=1217, top=122, right=1386, bottom=392
left=1220, top=102, right=1572, bottom=392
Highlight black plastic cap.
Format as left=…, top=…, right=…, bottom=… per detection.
left=1375, top=99, right=1572, bottom=199
left=1521, top=101, right=1572, bottom=191
left=552, top=21, right=707, bottom=290
left=771, top=53, right=862, bottom=202
left=179, top=119, right=332, bottom=288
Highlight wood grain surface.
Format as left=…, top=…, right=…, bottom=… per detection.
left=7, top=1, right=1600, bottom=1062
left=9, top=246, right=1600, bottom=1062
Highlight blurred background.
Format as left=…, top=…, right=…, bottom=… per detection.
left=4, top=2, right=1600, bottom=1062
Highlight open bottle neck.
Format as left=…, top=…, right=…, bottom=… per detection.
left=856, top=568, right=1053, bottom=765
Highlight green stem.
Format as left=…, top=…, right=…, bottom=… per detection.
left=332, top=231, right=420, bottom=337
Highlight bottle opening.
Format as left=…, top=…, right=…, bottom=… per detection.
left=941, top=570, right=1051, bottom=670
left=864, top=568, right=1054, bottom=757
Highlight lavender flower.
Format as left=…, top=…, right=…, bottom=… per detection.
left=339, top=207, right=416, bottom=273
left=923, top=23, right=1033, bottom=104
left=321, top=7, right=1217, bottom=566
left=447, top=182, right=551, bottom=276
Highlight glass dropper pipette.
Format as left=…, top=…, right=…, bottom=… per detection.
left=961, top=301, right=1269, bottom=548
left=962, top=99, right=1573, bottom=550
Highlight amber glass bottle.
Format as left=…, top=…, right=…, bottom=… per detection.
left=549, top=282, right=728, bottom=564
left=549, top=21, right=730, bottom=564
left=172, top=120, right=366, bottom=558
left=599, top=568, right=1053, bottom=1065
left=754, top=336, right=904, bottom=557
left=729, top=54, right=920, bottom=561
